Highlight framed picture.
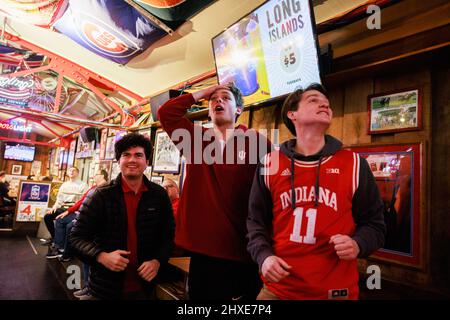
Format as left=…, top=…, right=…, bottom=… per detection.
left=368, top=88, right=421, bottom=134
left=139, top=129, right=152, bottom=140
left=151, top=175, right=164, bottom=185
left=110, top=161, right=120, bottom=180
left=99, top=160, right=112, bottom=178
left=105, top=136, right=115, bottom=160
left=11, top=165, right=22, bottom=175
left=152, top=130, right=181, bottom=174
left=99, top=129, right=108, bottom=160
left=144, top=166, right=153, bottom=180
left=349, top=143, right=422, bottom=268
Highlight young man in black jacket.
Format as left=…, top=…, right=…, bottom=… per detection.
left=247, top=83, right=385, bottom=300
left=70, top=133, right=175, bottom=300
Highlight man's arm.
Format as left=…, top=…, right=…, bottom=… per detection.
left=67, top=186, right=95, bottom=214
left=158, top=84, right=232, bottom=138
left=158, top=93, right=196, bottom=138
left=352, top=157, right=386, bottom=258
left=246, top=163, right=275, bottom=270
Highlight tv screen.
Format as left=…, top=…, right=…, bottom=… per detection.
left=212, top=0, right=322, bottom=106
left=4, top=143, right=36, bottom=162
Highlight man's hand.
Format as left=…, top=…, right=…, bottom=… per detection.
left=329, top=234, right=360, bottom=260
left=137, top=259, right=160, bottom=282
left=55, top=210, right=69, bottom=220
left=261, top=255, right=292, bottom=283
left=96, top=250, right=130, bottom=272
left=192, top=84, right=232, bottom=102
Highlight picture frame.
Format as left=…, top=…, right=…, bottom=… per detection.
left=368, top=88, right=422, bottom=134
left=11, top=164, right=22, bottom=175
left=144, top=166, right=153, bottom=180
left=110, top=161, right=120, bottom=180
left=98, top=160, right=112, bottom=178
left=152, top=130, right=181, bottom=174
left=151, top=175, right=164, bottom=185
left=104, top=136, right=115, bottom=160
left=99, top=129, right=108, bottom=160
left=349, top=143, right=423, bottom=268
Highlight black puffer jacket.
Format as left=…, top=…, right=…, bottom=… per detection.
left=70, top=174, right=175, bottom=299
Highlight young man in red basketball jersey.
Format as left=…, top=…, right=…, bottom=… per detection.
left=247, top=83, right=385, bottom=300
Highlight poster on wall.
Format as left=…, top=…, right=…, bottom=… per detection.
left=349, top=143, right=422, bottom=268
left=110, top=161, right=120, bottom=180
left=15, top=181, right=51, bottom=222
left=5, top=175, right=27, bottom=198
left=31, top=160, right=42, bottom=176
left=152, top=130, right=181, bottom=174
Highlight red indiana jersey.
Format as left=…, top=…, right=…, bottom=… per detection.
left=260, top=149, right=361, bottom=300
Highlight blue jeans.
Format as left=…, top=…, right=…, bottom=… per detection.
left=83, top=263, right=90, bottom=285
left=54, top=214, right=75, bottom=251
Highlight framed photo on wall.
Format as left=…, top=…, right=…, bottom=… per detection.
left=152, top=130, right=181, bottom=174
left=368, top=88, right=421, bottom=134
left=11, top=165, right=22, bottom=175
left=99, top=160, right=112, bottom=178
left=349, top=143, right=423, bottom=268
left=150, top=175, right=164, bottom=185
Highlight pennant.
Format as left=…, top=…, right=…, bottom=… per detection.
left=53, top=0, right=167, bottom=64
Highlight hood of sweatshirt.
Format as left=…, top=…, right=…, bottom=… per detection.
left=279, top=135, right=343, bottom=209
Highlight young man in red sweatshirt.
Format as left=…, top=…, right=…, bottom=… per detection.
left=247, top=83, right=386, bottom=300
left=158, top=83, right=271, bottom=300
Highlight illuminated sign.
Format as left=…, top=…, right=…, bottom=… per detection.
left=0, top=76, right=35, bottom=90
left=0, top=120, right=33, bottom=133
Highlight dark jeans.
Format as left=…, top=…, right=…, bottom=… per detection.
left=44, top=208, right=66, bottom=238
left=54, top=214, right=75, bottom=250
left=188, top=253, right=262, bottom=300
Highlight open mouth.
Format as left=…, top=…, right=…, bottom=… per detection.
left=317, top=111, right=329, bottom=116
left=214, top=105, right=224, bottom=113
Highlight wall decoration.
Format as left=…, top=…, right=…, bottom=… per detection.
left=11, top=165, right=22, bottom=175
left=104, top=136, right=115, bottom=160
left=152, top=130, right=181, bottom=174
left=150, top=175, right=164, bottom=185
left=368, top=88, right=421, bottom=134
left=349, top=143, right=422, bottom=268
left=144, top=166, right=152, bottom=180
left=98, top=160, right=112, bottom=178
left=110, top=161, right=121, bottom=180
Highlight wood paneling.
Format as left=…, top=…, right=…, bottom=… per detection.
left=342, top=78, right=373, bottom=146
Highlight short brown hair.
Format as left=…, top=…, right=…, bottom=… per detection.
left=281, top=83, right=328, bottom=136
left=210, top=82, right=244, bottom=120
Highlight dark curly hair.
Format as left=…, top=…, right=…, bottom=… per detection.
left=281, top=83, right=328, bottom=136
left=114, top=133, right=152, bottom=161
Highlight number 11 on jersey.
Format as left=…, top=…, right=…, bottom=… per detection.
left=290, top=207, right=317, bottom=244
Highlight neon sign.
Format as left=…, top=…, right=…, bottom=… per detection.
left=0, top=76, right=35, bottom=90
left=0, top=121, right=33, bottom=133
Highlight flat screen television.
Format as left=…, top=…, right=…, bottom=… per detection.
left=212, top=0, right=322, bottom=106
left=4, top=142, right=36, bottom=162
